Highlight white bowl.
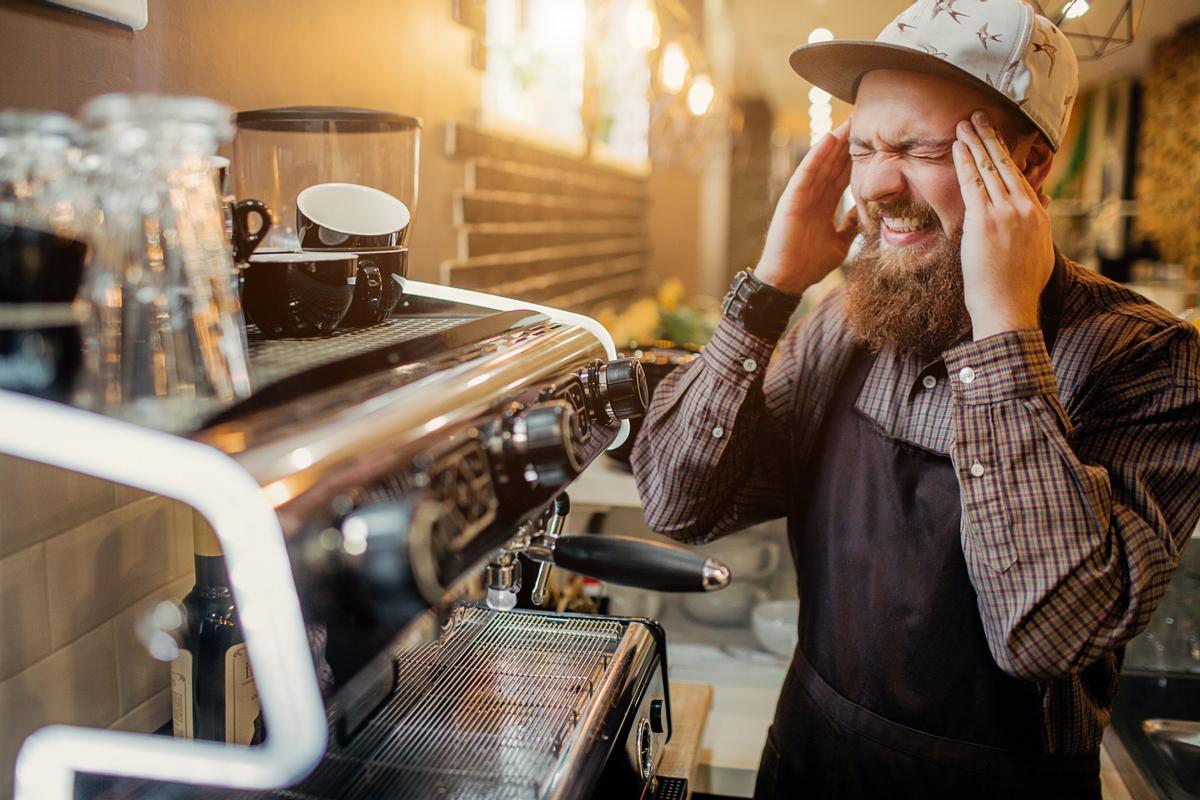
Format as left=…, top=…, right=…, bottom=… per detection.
left=752, top=599, right=799, bottom=659
left=682, top=583, right=769, bottom=627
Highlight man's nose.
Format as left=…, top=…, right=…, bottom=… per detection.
left=856, top=156, right=906, bottom=203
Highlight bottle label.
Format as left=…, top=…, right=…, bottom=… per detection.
left=170, top=650, right=193, bottom=739
left=225, top=643, right=260, bottom=745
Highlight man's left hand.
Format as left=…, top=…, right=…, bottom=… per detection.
left=953, top=110, right=1055, bottom=340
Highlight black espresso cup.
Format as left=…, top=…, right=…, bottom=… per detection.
left=0, top=222, right=89, bottom=304
left=0, top=303, right=85, bottom=402
left=307, top=247, right=408, bottom=327
left=241, top=251, right=358, bottom=338
left=296, top=183, right=410, bottom=250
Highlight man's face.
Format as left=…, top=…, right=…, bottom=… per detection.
left=843, top=69, right=1036, bottom=358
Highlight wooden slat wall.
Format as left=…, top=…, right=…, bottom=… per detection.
left=442, top=122, right=651, bottom=312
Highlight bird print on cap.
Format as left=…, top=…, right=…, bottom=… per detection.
left=976, top=22, right=1002, bottom=50
left=1032, top=27, right=1058, bottom=76
left=1060, top=93, right=1074, bottom=126
left=931, top=0, right=969, bottom=24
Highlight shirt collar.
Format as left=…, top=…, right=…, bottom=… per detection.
left=1039, top=248, right=1071, bottom=357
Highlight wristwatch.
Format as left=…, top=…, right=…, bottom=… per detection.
left=721, top=270, right=801, bottom=340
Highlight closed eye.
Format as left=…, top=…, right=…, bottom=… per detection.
left=909, top=147, right=953, bottom=162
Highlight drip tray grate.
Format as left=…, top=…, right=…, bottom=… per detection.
left=298, top=606, right=626, bottom=800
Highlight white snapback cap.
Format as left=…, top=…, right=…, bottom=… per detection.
left=790, top=0, right=1079, bottom=150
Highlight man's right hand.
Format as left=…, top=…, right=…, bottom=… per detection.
left=755, top=120, right=858, bottom=296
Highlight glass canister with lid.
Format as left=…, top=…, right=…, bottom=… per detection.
left=231, top=107, right=421, bottom=251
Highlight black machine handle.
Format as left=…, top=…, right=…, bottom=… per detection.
left=551, top=534, right=730, bottom=593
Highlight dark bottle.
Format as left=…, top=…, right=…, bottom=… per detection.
left=170, top=522, right=260, bottom=744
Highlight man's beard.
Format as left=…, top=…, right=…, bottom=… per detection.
left=843, top=200, right=971, bottom=362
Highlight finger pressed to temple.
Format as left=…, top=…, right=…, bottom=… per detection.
left=953, top=140, right=990, bottom=209
left=956, top=120, right=1006, bottom=203
left=970, top=111, right=1028, bottom=198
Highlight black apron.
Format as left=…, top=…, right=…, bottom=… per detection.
left=753, top=345, right=1101, bottom=799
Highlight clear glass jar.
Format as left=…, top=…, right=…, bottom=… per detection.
left=0, top=111, right=95, bottom=304
left=0, top=111, right=94, bottom=402
left=0, top=110, right=93, bottom=234
left=79, top=94, right=250, bottom=430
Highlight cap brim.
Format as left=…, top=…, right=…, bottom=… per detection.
left=789, top=40, right=1038, bottom=141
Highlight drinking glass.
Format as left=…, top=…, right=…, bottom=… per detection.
left=79, top=94, right=250, bottom=430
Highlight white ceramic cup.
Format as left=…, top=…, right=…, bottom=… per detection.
left=752, top=599, right=800, bottom=659
left=702, top=539, right=781, bottom=582
left=682, top=583, right=771, bottom=627
left=296, top=182, right=411, bottom=249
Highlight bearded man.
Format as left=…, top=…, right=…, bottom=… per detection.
left=631, top=0, right=1200, bottom=797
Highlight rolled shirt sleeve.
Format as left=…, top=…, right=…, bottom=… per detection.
left=632, top=292, right=813, bottom=543
left=943, top=326, right=1200, bottom=682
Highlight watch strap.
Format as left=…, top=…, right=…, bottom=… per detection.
left=721, top=270, right=801, bottom=340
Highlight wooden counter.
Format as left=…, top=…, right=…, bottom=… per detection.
left=658, top=681, right=715, bottom=798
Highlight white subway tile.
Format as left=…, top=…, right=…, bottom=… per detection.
left=45, top=497, right=176, bottom=649
left=0, top=545, right=50, bottom=682
left=0, top=456, right=116, bottom=558
left=174, top=507, right=202, bottom=580
left=0, top=623, right=119, bottom=799
left=110, top=688, right=171, bottom=735
left=113, top=575, right=192, bottom=715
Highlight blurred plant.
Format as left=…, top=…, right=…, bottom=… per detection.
left=596, top=277, right=718, bottom=347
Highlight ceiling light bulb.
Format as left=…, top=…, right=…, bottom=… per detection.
left=660, top=41, right=690, bottom=94
left=1061, top=0, right=1090, bottom=20
left=626, top=0, right=661, bottom=50
left=808, top=87, right=832, bottom=104
left=808, top=27, right=834, bottom=44
left=688, top=74, right=715, bottom=116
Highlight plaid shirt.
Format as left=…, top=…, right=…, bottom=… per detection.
left=631, top=256, right=1200, bottom=754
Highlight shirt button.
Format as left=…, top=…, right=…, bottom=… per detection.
left=958, top=367, right=976, bottom=384
left=921, top=375, right=937, bottom=390
left=742, top=358, right=758, bottom=373
left=712, top=425, right=724, bottom=439
left=969, top=461, right=986, bottom=478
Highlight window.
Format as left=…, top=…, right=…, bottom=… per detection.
left=484, top=0, right=588, bottom=145
left=483, top=0, right=651, bottom=164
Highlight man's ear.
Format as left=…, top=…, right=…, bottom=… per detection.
left=1020, top=136, right=1054, bottom=194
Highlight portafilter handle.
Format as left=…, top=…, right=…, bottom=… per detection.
left=533, top=534, right=730, bottom=593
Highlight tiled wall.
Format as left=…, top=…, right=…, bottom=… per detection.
left=0, top=456, right=197, bottom=799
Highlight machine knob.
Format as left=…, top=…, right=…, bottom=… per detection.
left=649, top=699, right=666, bottom=734
left=510, top=401, right=585, bottom=487
left=593, top=358, right=649, bottom=422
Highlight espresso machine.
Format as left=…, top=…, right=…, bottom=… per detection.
left=4, top=106, right=727, bottom=800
